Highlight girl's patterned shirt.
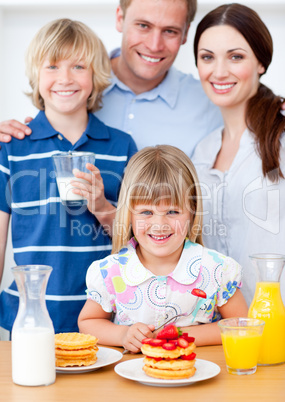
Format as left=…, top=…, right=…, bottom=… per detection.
left=86, top=238, right=242, bottom=328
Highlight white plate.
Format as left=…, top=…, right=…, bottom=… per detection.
left=114, top=358, right=220, bottom=387
left=56, top=347, right=123, bottom=374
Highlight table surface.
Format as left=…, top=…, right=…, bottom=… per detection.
left=1, top=341, right=285, bottom=402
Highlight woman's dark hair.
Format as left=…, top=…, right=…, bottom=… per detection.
left=194, top=3, right=285, bottom=181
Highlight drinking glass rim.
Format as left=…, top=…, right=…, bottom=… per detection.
left=11, top=265, right=53, bottom=273
left=218, top=317, right=265, bottom=329
left=52, top=151, right=95, bottom=159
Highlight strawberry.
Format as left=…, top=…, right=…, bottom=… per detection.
left=191, top=288, right=207, bottom=298
left=177, top=337, right=189, bottom=348
left=181, top=352, right=196, bottom=361
left=141, top=338, right=153, bottom=345
left=149, top=339, right=166, bottom=347
left=181, top=333, right=195, bottom=343
left=147, top=356, right=163, bottom=361
left=162, top=342, right=177, bottom=351
left=157, top=324, right=182, bottom=340
left=168, top=339, right=178, bottom=346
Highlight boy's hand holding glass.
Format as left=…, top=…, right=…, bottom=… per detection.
left=71, top=163, right=107, bottom=214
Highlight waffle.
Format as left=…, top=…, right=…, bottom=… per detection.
left=144, top=356, right=196, bottom=370
left=55, top=332, right=99, bottom=367
left=55, top=332, right=98, bottom=350
left=141, top=343, right=195, bottom=359
left=55, top=345, right=98, bottom=359
left=141, top=332, right=196, bottom=380
left=143, top=365, right=196, bottom=380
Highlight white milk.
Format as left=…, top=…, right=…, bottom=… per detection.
left=56, top=176, right=88, bottom=201
left=12, top=327, right=56, bottom=386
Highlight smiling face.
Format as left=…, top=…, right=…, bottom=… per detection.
left=197, top=25, right=265, bottom=111
left=131, top=201, right=191, bottom=272
left=115, top=0, right=189, bottom=94
left=39, top=57, right=93, bottom=119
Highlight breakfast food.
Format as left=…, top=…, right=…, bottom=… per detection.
left=141, top=325, right=196, bottom=380
left=55, top=332, right=99, bottom=367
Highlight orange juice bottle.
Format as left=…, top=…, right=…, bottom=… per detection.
left=248, top=254, right=285, bottom=365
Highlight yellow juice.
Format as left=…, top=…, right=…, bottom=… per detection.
left=221, top=331, right=262, bottom=369
left=248, top=282, right=285, bottom=365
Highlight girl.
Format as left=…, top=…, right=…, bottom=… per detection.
left=78, top=145, right=248, bottom=353
left=192, top=3, right=285, bottom=305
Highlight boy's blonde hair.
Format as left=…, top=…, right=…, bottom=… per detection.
left=119, top=0, right=197, bottom=25
left=112, top=145, right=203, bottom=253
left=25, top=18, right=111, bottom=112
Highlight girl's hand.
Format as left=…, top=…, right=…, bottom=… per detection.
left=121, top=323, right=155, bottom=353
left=71, top=163, right=111, bottom=216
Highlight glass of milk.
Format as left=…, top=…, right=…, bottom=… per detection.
left=52, top=151, right=95, bottom=207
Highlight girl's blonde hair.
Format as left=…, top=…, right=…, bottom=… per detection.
left=112, top=145, right=204, bottom=253
left=25, top=18, right=111, bottom=113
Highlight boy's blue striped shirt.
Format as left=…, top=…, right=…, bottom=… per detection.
left=0, top=111, right=137, bottom=333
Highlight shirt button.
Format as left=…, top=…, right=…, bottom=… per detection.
left=128, top=113, right=134, bottom=120
left=57, top=134, right=63, bottom=140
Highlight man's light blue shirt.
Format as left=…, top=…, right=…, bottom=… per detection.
left=95, top=49, right=223, bottom=156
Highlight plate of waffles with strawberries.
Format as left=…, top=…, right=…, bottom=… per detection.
left=115, top=324, right=220, bottom=386
left=114, top=358, right=220, bottom=387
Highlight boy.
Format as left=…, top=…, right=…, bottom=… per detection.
left=0, top=19, right=137, bottom=334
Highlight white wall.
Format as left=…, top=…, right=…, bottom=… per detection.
left=0, top=0, right=284, bottom=338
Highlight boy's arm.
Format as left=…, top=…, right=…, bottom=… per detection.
left=0, top=211, right=10, bottom=284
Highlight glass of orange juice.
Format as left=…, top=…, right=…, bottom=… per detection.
left=218, top=317, right=265, bottom=375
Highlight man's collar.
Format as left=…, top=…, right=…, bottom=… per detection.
left=117, top=238, right=202, bottom=286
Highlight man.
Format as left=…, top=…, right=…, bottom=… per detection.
left=0, top=0, right=222, bottom=156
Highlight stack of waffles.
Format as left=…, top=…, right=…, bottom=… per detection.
left=55, top=332, right=98, bottom=367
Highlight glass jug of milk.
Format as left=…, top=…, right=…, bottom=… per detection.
left=11, top=265, right=56, bottom=386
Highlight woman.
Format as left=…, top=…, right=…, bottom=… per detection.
left=191, top=3, right=285, bottom=305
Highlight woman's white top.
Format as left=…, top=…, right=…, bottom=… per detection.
left=192, top=127, right=285, bottom=305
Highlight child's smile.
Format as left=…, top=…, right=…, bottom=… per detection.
left=131, top=201, right=191, bottom=273
left=39, top=57, right=93, bottom=118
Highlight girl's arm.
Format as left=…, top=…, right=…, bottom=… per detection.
left=178, top=289, right=248, bottom=346
left=78, top=299, right=155, bottom=353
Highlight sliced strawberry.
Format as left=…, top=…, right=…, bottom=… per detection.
left=149, top=339, right=166, bottom=347
left=181, top=333, right=195, bottom=343
left=181, top=352, right=196, bottom=361
left=191, top=288, right=207, bottom=298
left=147, top=356, right=163, bottom=361
left=141, top=338, right=153, bottom=345
left=177, top=337, right=189, bottom=348
left=168, top=339, right=178, bottom=346
left=157, top=324, right=182, bottom=340
left=162, top=342, right=177, bottom=351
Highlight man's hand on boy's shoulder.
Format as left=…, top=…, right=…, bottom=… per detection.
left=0, top=117, right=33, bottom=142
